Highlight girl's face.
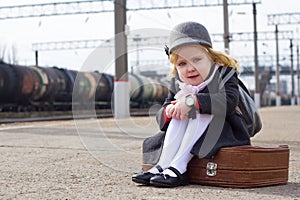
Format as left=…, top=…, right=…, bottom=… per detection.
left=175, top=45, right=213, bottom=86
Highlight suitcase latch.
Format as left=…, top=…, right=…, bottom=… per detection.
left=206, top=162, right=217, bottom=176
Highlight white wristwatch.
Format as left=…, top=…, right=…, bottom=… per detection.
left=185, top=95, right=195, bottom=107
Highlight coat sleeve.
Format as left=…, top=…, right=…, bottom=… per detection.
left=196, top=67, right=239, bottom=116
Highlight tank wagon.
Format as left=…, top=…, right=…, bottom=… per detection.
left=0, top=61, right=169, bottom=111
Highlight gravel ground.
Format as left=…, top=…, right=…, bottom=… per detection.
left=0, top=106, right=299, bottom=199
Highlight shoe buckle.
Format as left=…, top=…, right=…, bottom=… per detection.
left=162, top=173, right=171, bottom=180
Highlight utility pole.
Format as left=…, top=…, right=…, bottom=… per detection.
left=253, top=3, right=260, bottom=107
left=275, top=25, right=281, bottom=106
left=223, top=0, right=230, bottom=53
left=133, top=34, right=141, bottom=70
left=35, top=50, right=38, bottom=66
left=290, top=39, right=295, bottom=105
left=114, top=0, right=130, bottom=118
left=297, top=45, right=300, bottom=105
left=268, top=12, right=300, bottom=106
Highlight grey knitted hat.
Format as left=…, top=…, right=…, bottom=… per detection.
left=166, top=21, right=212, bottom=55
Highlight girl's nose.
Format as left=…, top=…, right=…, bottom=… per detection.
left=187, top=62, right=196, bottom=72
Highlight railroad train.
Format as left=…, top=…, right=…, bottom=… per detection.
left=0, top=61, right=169, bottom=112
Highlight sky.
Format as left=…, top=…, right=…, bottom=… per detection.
left=0, top=0, right=299, bottom=78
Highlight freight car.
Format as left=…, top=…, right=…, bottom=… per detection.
left=0, top=61, right=169, bottom=112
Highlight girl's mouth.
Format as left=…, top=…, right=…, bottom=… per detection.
left=188, top=75, right=199, bottom=79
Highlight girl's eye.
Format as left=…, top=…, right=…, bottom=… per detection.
left=177, top=62, right=186, bottom=67
left=192, top=58, right=201, bottom=63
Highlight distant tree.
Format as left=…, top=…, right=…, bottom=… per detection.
left=0, top=44, right=19, bottom=64
left=9, top=45, right=19, bottom=65
left=0, top=44, right=7, bottom=62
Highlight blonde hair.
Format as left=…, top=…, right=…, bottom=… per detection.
left=169, top=44, right=239, bottom=77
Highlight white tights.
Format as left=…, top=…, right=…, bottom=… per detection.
left=149, top=114, right=212, bottom=176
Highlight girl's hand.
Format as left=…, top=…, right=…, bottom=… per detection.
left=168, top=97, right=191, bottom=120
left=165, top=104, right=174, bottom=118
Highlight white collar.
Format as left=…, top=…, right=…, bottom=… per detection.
left=174, top=64, right=219, bottom=100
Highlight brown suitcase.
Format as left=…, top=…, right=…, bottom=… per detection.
left=187, top=145, right=290, bottom=188
left=142, top=145, right=289, bottom=188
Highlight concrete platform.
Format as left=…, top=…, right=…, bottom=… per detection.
left=0, top=106, right=299, bottom=199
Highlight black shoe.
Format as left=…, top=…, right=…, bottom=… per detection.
left=132, top=165, right=163, bottom=185
left=150, top=167, right=189, bottom=188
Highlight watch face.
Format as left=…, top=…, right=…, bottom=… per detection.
left=186, top=96, right=194, bottom=106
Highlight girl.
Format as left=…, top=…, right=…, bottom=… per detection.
left=132, top=21, right=250, bottom=187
